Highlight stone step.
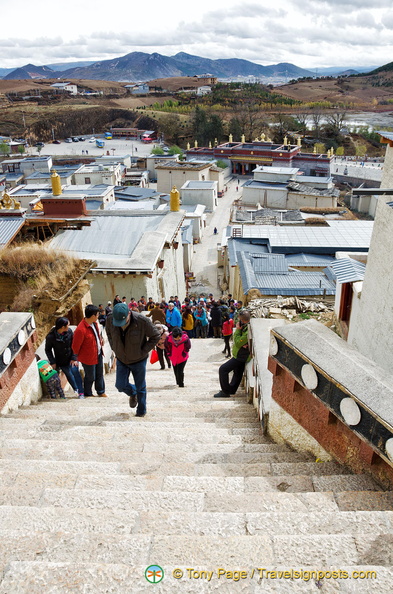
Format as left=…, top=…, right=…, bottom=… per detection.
left=38, top=488, right=342, bottom=514
left=1, top=562, right=391, bottom=594
left=1, top=469, right=379, bottom=496
left=0, top=530, right=386, bottom=570
left=1, top=442, right=306, bottom=463
left=0, top=464, right=372, bottom=500
left=0, top=428, right=279, bottom=448
left=0, top=505, right=390, bottom=538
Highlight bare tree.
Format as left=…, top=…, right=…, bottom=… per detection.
left=325, top=111, right=347, bottom=136
left=310, top=108, right=324, bottom=139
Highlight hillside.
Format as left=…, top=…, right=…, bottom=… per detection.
left=276, top=69, right=393, bottom=108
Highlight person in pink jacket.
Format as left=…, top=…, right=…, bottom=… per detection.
left=164, top=326, right=191, bottom=388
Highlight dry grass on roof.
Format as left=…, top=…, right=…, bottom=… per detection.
left=0, top=243, right=93, bottom=342
left=0, top=243, right=77, bottom=280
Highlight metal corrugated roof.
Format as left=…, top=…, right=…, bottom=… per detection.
left=377, top=130, right=393, bottom=142
left=240, top=221, right=373, bottom=253
left=251, top=253, right=288, bottom=274
left=253, top=272, right=336, bottom=295
left=330, top=258, right=366, bottom=284
left=286, top=253, right=336, bottom=267
left=50, top=215, right=164, bottom=261
left=238, top=250, right=336, bottom=295
left=0, top=217, right=25, bottom=248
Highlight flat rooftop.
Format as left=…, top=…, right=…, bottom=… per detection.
left=254, top=166, right=299, bottom=175
left=182, top=181, right=216, bottom=189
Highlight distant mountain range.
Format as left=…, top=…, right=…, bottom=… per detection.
left=0, top=52, right=378, bottom=82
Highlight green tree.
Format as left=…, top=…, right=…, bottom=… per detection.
left=18, top=144, right=25, bottom=156
left=215, top=159, right=228, bottom=169
left=168, top=145, right=183, bottom=156
left=336, top=146, right=345, bottom=156
left=159, top=113, right=182, bottom=144
left=206, top=114, right=223, bottom=145
left=151, top=147, right=164, bottom=155
left=315, top=142, right=326, bottom=154
left=0, top=142, right=10, bottom=156
left=228, top=118, right=242, bottom=142
left=192, top=106, right=208, bottom=146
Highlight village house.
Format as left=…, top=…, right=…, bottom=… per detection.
left=73, top=163, right=122, bottom=186
left=50, top=82, right=78, bottom=95
left=241, top=165, right=338, bottom=209
left=48, top=208, right=187, bottom=304
left=180, top=180, right=218, bottom=212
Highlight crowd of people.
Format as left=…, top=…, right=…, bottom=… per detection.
left=98, top=294, right=245, bottom=348
left=39, top=292, right=250, bottom=416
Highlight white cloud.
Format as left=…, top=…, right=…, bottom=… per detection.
left=0, top=0, right=392, bottom=70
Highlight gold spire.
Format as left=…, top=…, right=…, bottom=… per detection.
left=170, top=186, right=180, bottom=212
left=51, top=169, right=62, bottom=196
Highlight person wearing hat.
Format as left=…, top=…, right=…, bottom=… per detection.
left=106, top=302, right=161, bottom=417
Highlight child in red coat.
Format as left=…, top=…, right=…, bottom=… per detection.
left=164, top=326, right=191, bottom=387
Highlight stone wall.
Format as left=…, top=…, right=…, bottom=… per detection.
left=267, top=319, right=393, bottom=488
left=0, top=312, right=40, bottom=414
left=347, top=197, right=393, bottom=372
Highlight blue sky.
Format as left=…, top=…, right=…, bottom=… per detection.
left=1, top=0, right=393, bottom=69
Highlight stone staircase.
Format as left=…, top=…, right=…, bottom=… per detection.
left=0, top=338, right=392, bottom=592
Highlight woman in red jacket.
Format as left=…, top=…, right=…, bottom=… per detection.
left=164, top=326, right=191, bottom=388
left=222, top=313, right=234, bottom=358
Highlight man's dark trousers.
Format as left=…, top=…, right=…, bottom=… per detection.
left=219, top=357, right=246, bottom=395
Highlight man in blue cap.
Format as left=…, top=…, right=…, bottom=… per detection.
left=106, top=302, right=161, bottom=417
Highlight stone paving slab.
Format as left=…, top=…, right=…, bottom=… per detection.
left=41, top=488, right=205, bottom=512
left=313, top=475, right=381, bottom=492
left=270, top=462, right=351, bottom=476
left=354, top=533, right=393, bottom=565
left=335, top=491, right=393, bottom=511
left=0, top=531, right=152, bottom=571
left=204, top=491, right=339, bottom=513
left=0, top=487, right=43, bottom=506
left=196, top=452, right=311, bottom=464
left=271, top=535, right=359, bottom=565
left=0, top=506, right=140, bottom=535
left=149, top=534, right=274, bottom=566
left=162, top=476, right=245, bottom=493
left=0, top=459, right=121, bottom=475
left=139, top=511, right=246, bottom=536
left=246, top=510, right=393, bottom=536
left=75, top=474, right=164, bottom=492
left=244, top=475, right=314, bottom=493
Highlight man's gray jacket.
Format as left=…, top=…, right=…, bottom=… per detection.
left=106, top=311, right=160, bottom=364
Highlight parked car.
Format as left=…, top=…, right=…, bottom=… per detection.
left=34, top=142, right=44, bottom=147
left=88, top=137, right=96, bottom=143
left=78, top=137, right=85, bottom=141
left=52, top=140, right=61, bottom=144
left=65, top=138, right=73, bottom=143
left=72, top=137, right=79, bottom=142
